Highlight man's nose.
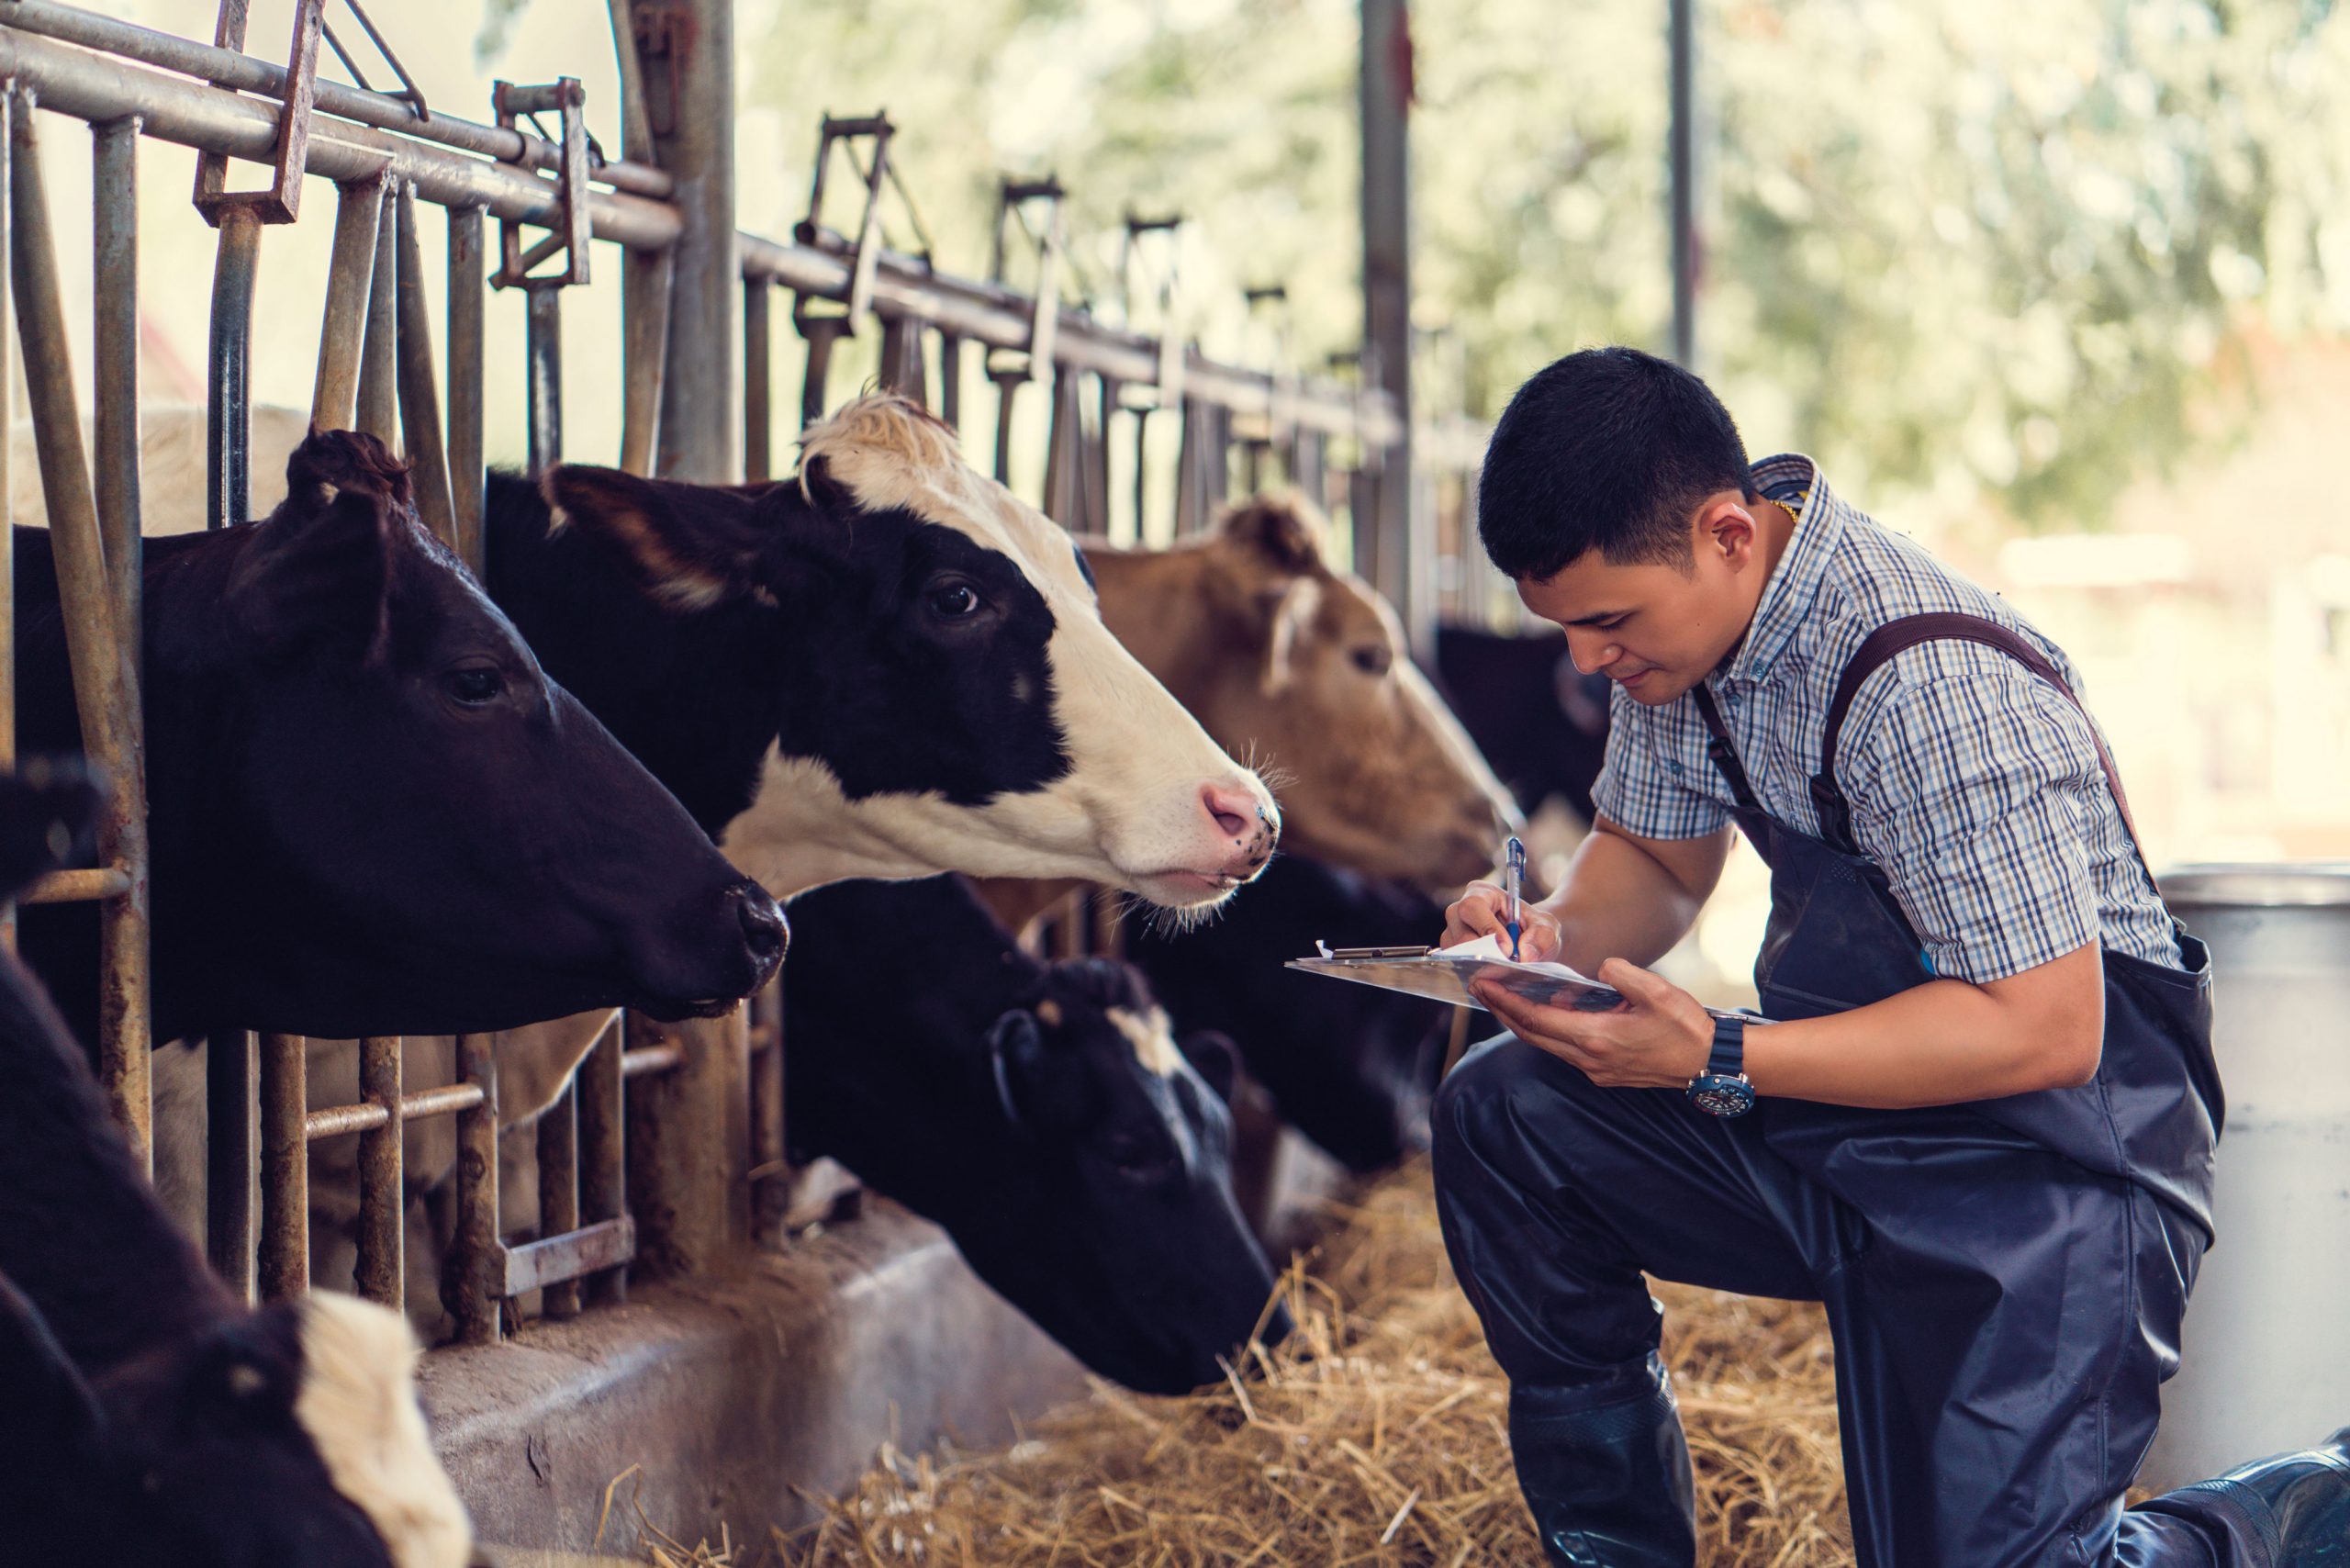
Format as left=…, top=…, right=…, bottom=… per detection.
left=1564, top=633, right=1619, bottom=675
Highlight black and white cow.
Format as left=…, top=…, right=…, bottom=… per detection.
left=15, top=430, right=784, bottom=1047
left=1125, top=854, right=1455, bottom=1173
left=1430, top=624, right=1613, bottom=825
left=0, top=763, right=473, bottom=1568
left=781, top=875, right=1286, bottom=1395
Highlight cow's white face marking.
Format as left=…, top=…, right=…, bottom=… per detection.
left=294, top=1294, right=473, bottom=1568
left=733, top=396, right=1280, bottom=908
left=1105, top=1004, right=1183, bottom=1078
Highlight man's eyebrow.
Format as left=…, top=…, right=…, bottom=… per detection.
left=1559, top=608, right=1631, bottom=627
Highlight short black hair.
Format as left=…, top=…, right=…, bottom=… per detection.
left=1477, top=347, right=1756, bottom=580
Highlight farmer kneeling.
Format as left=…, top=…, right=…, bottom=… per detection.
left=1436, top=347, right=2350, bottom=1567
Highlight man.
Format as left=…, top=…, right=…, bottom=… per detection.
left=1434, top=346, right=2349, bottom=1567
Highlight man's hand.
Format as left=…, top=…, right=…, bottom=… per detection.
left=1472, top=958, right=1713, bottom=1090
left=1442, top=880, right=1562, bottom=960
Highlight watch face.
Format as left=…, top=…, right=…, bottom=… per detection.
left=1689, top=1076, right=1756, bottom=1117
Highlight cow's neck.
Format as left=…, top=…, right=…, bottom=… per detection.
left=0, top=951, right=232, bottom=1377
left=717, top=748, right=950, bottom=900
left=482, top=474, right=784, bottom=836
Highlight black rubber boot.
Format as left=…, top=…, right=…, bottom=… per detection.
left=2135, top=1427, right=2350, bottom=1567
left=1506, top=1353, right=1697, bottom=1568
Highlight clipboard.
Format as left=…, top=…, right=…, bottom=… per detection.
left=1287, top=935, right=1762, bottom=1022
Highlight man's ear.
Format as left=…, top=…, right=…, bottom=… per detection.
left=224, top=487, right=396, bottom=663
left=542, top=464, right=775, bottom=611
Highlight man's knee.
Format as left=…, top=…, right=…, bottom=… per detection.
left=1432, top=1033, right=1595, bottom=1183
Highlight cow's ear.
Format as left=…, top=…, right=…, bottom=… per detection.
left=542, top=464, right=769, bottom=612
left=0, top=761, right=101, bottom=902
left=1257, top=577, right=1323, bottom=697
left=1219, top=494, right=1326, bottom=577
left=223, top=488, right=395, bottom=663
left=984, top=1009, right=1046, bottom=1130
left=1177, top=1029, right=1242, bottom=1105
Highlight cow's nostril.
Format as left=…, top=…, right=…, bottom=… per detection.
left=734, top=885, right=789, bottom=971
left=1201, top=782, right=1257, bottom=840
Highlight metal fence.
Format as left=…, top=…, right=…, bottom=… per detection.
left=0, top=0, right=1436, bottom=1347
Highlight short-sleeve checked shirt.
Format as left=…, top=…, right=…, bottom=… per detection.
left=1590, top=454, right=2180, bottom=984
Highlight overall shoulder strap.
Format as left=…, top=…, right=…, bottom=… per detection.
left=1687, top=683, right=1764, bottom=813
left=1813, top=611, right=2143, bottom=853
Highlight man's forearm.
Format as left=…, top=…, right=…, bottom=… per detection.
left=1547, top=824, right=1717, bottom=973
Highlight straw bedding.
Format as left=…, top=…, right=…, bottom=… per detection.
left=633, top=1163, right=1851, bottom=1567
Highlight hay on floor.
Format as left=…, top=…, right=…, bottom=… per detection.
left=644, top=1164, right=1851, bottom=1567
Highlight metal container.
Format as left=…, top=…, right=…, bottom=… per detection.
left=2142, top=863, right=2350, bottom=1489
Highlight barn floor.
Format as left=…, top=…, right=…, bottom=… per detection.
left=604, top=1164, right=1853, bottom=1567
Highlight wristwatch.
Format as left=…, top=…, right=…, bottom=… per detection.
left=1685, top=1015, right=1755, bottom=1117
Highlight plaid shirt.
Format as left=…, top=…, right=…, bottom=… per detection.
left=1591, top=454, right=2179, bottom=984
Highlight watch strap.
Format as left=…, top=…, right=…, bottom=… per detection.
left=1707, top=1014, right=1746, bottom=1079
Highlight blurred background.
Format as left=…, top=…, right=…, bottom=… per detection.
left=68, top=1, right=2350, bottom=983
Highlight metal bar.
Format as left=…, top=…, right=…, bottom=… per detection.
left=205, top=211, right=260, bottom=530
left=621, top=1040, right=683, bottom=1078
left=536, top=1083, right=581, bottom=1318
left=257, top=1031, right=308, bottom=1299
left=92, top=117, right=139, bottom=673
left=501, top=1215, right=633, bottom=1298
left=355, top=181, right=398, bottom=443
left=12, top=92, right=151, bottom=1165
left=743, top=277, right=771, bottom=481
left=524, top=280, right=562, bottom=473
left=643, top=0, right=735, bottom=481
left=312, top=174, right=386, bottom=430
left=449, top=1029, right=501, bottom=1343
left=618, top=247, right=670, bottom=476
left=747, top=983, right=783, bottom=1246
left=990, top=368, right=1021, bottom=486
left=1360, top=0, right=1418, bottom=637
left=446, top=206, right=485, bottom=570
left=341, top=0, right=427, bottom=121
left=303, top=1080, right=484, bottom=1138
left=937, top=330, right=962, bottom=432
left=1, top=1, right=674, bottom=197
left=191, top=0, right=321, bottom=225
left=877, top=311, right=925, bottom=405
left=206, top=1031, right=255, bottom=1303
left=20, top=867, right=129, bottom=903
left=604, top=0, right=656, bottom=165
left=576, top=1015, right=627, bottom=1306
left=0, top=89, right=12, bottom=955
left=1670, top=0, right=1696, bottom=366
left=626, top=1009, right=748, bottom=1277
left=0, top=29, right=685, bottom=250
left=392, top=185, right=456, bottom=551
left=798, top=314, right=845, bottom=432
left=353, top=1036, right=402, bottom=1308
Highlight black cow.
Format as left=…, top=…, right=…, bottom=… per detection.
left=1431, top=624, right=1613, bottom=823
left=14, top=431, right=784, bottom=1046
left=0, top=763, right=473, bottom=1568
left=781, top=875, right=1287, bottom=1394
left=1125, top=854, right=1455, bottom=1172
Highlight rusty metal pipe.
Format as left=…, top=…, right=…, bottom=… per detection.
left=354, top=1036, right=402, bottom=1308
left=0, top=91, right=14, bottom=954
left=618, top=246, right=669, bottom=476
left=445, top=206, right=485, bottom=571
left=524, top=280, right=562, bottom=473
left=391, top=185, right=456, bottom=550
left=536, top=1082, right=580, bottom=1319
left=92, top=116, right=139, bottom=670
left=742, top=277, right=770, bottom=481
left=312, top=174, right=385, bottom=431
left=20, top=866, right=129, bottom=903
left=258, top=1031, right=308, bottom=1299
left=577, top=1015, right=627, bottom=1306
left=303, top=1080, right=483, bottom=1139
left=355, top=183, right=398, bottom=444
left=449, top=1029, right=501, bottom=1343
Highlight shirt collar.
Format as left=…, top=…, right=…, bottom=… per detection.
left=1718, top=454, right=1842, bottom=685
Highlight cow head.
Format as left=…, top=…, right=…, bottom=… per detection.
left=176, top=431, right=784, bottom=1038
left=0, top=1277, right=471, bottom=1566
left=975, top=959, right=1288, bottom=1394
left=534, top=395, right=1279, bottom=909
left=1089, top=494, right=1518, bottom=893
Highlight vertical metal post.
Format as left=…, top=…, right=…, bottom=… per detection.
left=576, top=1015, right=627, bottom=1306
left=639, top=0, right=737, bottom=482
left=619, top=248, right=671, bottom=476
left=392, top=185, right=457, bottom=552
left=877, top=312, right=925, bottom=405
left=536, top=1086, right=581, bottom=1319
left=354, top=1036, right=403, bottom=1308
left=204, top=206, right=262, bottom=1298
left=258, top=1031, right=308, bottom=1299
left=13, top=95, right=150, bottom=1165
left=446, top=207, right=487, bottom=568
left=356, top=183, right=399, bottom=444
left=797, top=314, right=845, bottom=433
left=313, top=176, right=386, bottom=431
left=92, top=118, right=140, bottom=673
left=937, top=330, right=963, bottom=432
left=525, top=281, right=563, bottom=473
left=0, top=90, right=14, bottom=955
left=743, top=277, right=770, bottom=481
left=1042, top=367, right=1082, bottom=526
left=1360, top=0, right=1419, bottom=640
left=628, top=1009, right=750, bottom=1278
left=1669, top=0, right=1696, bottom=367
left=449, top=1028, right=502, bottom=1343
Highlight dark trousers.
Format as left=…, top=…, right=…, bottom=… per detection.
left=1432, top=1034, right=2237, bottom=1567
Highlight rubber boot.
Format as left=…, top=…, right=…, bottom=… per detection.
left=1506, top=1353, right=1697, bottom=1568
left=2134, top=1427, right=2350, bottom=1567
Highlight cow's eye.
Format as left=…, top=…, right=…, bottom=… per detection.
left=1350, top=644, right=1393, bottom=677
left=445, top=666, right=505, bottom=706
left=927, top=581, right=981, bottom=619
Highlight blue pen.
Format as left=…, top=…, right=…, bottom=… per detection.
left=1504, top=835, right=1527, bottom=959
